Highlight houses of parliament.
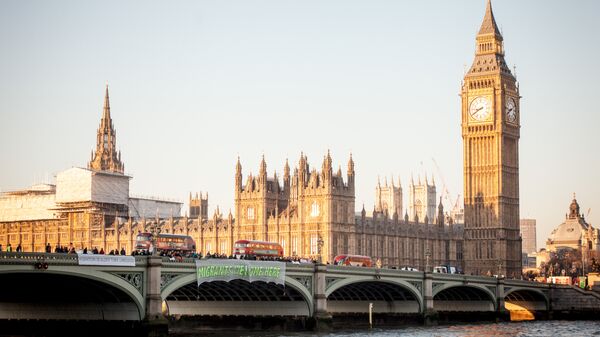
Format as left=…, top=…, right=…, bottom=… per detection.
left=0, top=0, right=521, bottom=275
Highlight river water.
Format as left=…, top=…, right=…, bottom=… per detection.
left=232, top=321, right=600, bottom=337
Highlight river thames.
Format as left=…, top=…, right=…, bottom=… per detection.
left=198, top=321, right=600, bottom=337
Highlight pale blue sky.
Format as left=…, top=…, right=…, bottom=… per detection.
left=1, top=0, right=598, bottom=250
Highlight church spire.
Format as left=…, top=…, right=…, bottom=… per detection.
left=102, top=83, right=111, bottom=123
left=88, top=83, right=124, bottom=174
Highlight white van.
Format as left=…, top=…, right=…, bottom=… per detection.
left=433, top=266, right=448, bottom=273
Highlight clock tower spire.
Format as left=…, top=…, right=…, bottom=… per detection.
left=88, top=83, right=125, bottom=174
left=461, top=0, right=521, bottom=277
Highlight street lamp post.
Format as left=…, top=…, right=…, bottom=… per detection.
left=150, top=222, right=161, bottom=256
left=497, top=259, right=503, bottom=278
left=425, top=249, right=431, bottom=273
left=317, top=235, right=324, bottom=264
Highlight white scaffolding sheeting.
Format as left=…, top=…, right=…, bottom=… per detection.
left=0, top=186, right=57, bottom=221
left=56, top=167, right=129, bottom=205
left=128, top=197, right=183, bottom=219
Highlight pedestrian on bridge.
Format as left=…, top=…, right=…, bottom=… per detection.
left=6, top=243, right=12, bottom=252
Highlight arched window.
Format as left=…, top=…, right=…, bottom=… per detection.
left=311, top=202, right=320, bottom=217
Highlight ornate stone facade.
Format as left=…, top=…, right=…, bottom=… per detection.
left=234, top=153, right=356, bottom=263
left=407, top=175, right=436, bottom=223
left=88, top=84, right=124, bottom=174
left=461, top=0, right=522, bottom=276
left=357, top=200, right=464, bottom=271
left=374, top=176, right=402, bottom=218
left=546, top=196, right=599, bottom=254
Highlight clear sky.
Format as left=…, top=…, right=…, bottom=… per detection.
left=1, top=0, right=598, bottom=250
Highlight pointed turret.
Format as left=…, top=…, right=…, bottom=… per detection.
left=284, top=158, right=290, bottom=179
left=283, top=158, right=291, bottom=192
left=88, top=83, right=124, bottom=174
left=347, top=153, right=355, bottom=187
left=322, top=150, right=333, bottom=182
left=235, top=156, right=243, bottom=191
left=259, top=155, right=267, bottom=176
left=102, top=83, right=111, bottom=122
left=478, top=0, right=501, bottom=38
left=298, top=152, right=307, bottom=186
left=437, top=197, right=444, bottom=227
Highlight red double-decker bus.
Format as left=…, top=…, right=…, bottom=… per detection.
left=334, top=254, right=373, bottom=267
left=135, top=233, right=196, bottom=253
left=233, top=240, right=283, bottom=257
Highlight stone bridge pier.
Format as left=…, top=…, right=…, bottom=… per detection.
left=144, top=256, right=168, bottom=337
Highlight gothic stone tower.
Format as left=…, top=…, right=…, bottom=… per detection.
left=408, top=175, right=436, bottom=224
left=375, top=176, right=402, bottom=218
left=461, top=0, right=521, bottom=276
left=88, top=84, right=124, bottom=174
left=189, top=192, right=208, bottom=220
left=234, top=152, right=355, bottom=262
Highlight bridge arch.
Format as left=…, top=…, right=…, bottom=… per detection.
left=0, top=268, right=144, bottom=321
left=326, top=277, right=422, bottom=314
left=504, top=287, right=549, bottom=312
left=161, top=274, right=313, bottom=317
left=433, top=283, right=497, bottom=312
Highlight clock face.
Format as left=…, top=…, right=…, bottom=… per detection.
left=506, top=97, right=517, bottom=122
left=469, top=96, right=491, bottom=121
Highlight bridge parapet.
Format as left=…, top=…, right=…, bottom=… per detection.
left=0, top=252, right=79, bottom=265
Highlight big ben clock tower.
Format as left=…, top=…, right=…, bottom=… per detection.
left=461, top=0, right=521, bottom=276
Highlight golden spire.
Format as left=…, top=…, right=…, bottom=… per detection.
left=478, top=0, right=502, bottom=38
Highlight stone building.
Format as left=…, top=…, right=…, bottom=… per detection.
left=374, top=176, right=402, bottom=218
left=0, top=85, right=228, bottom=254
left=407, top=175, right=436, bottom=223
left=520, top=219, right=537, bottom=254
left=357, top=197, right=464, bottom=271
left=546, top=196, right=599, bottom=255
left=234, top=152, right=356, bottom=263
left=461, top=0, right=522, bottom=276
left=233, top=154, right=464, bottom=269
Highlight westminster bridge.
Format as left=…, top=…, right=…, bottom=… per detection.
left=2, top=252, right=600, bottom=334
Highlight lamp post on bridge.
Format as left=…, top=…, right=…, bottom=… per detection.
left=497, top=259, right=503, bottom=278
left=317, top=235, right=324, bottom=264
left=150, top=222, right=161, bottom=256
left=425, top=249, right=431, bottom=273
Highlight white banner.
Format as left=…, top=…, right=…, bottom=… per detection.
left=78, top=254, right=136, bottom=267
left=196, top=259, right=286, bottom=286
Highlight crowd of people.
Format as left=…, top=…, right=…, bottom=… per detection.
left=130, top=249, right=319, bottom=264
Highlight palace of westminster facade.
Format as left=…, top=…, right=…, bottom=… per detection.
left=0, top=1, right=522, bottom=275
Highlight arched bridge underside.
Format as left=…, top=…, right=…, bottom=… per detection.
left=434, top=286, right=496, bottom=312
left=165, top=280, right=311, bottom=317
left=505, top=289, right=548, bottom=312
left=0, top=273, right=140, bottom=321
left=328, top=281, right=420, bottom=314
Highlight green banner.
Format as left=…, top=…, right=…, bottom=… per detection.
left=196, top=259, right=286, bottom=286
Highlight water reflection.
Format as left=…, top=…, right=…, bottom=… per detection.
left=264, top=321, right=600, bottom=337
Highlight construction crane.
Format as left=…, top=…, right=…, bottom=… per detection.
left=431, top=158, right=452, bottom=209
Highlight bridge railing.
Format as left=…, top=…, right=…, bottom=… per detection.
left=0, top=252, right=79, bottom=265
